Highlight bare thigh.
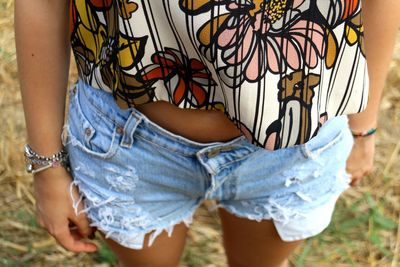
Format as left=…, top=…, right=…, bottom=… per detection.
left=218, top=208, right=304, bottom=267
left=98, top=222, right=189, bottom=267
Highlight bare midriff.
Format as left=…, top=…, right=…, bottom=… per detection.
left=133, top=100, right=243, bottom=144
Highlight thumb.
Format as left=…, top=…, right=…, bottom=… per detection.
left=52, top=220, right=98, bottom=253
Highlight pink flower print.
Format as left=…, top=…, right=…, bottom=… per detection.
left=217, top=10, right=325, bottom=83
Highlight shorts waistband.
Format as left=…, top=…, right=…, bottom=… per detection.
left=73, top=79, right=251, bottom=155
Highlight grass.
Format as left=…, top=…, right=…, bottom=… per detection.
left=1, top=1, right=399, bottom=266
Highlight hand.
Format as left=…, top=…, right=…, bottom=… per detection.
left=345, top=134, right=376, bottom=186
left=33, top=166, right=98, bottom=253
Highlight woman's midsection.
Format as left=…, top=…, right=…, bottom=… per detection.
left=133, top=100, right=243, bottom=143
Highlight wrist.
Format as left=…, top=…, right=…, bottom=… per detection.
left=33, top=164, right=72, bottom=181
left=350, top=127, right=377, bottom=138
left=24, top=144, right=70, bottom=175
left=347, top=113, right=378, bottom=133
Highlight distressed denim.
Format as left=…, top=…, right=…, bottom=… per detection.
left=64, top=79, right=354, bottom=250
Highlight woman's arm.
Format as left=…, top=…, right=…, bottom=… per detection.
left=346, top=0, right=400, bottom=185
left=14, top=0, right=97, bottom=252
left=15, top=1, right=70, bottom=154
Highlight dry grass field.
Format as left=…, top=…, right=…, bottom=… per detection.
left=1, top=0, right=399, bottom=266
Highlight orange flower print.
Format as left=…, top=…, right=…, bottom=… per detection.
left=139, top=48, right=216, bottom=108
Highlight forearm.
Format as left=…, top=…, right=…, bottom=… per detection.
left=348, top=0, right=400, bottom=131
left=15, top=1, right=71, bottom=155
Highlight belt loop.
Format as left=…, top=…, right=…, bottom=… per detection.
left=120, top=111, right=143, bottom=149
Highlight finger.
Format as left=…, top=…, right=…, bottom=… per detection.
left=51, top=221, right=98, bottom=253
left=350, top=178, right=360, bottom=187
left=70, top=226, right=97, bottom=248
left=69, top=212, right=95, bottom=239
left=70, top=226, right=90, bottom=241
left=350, top=172, right=365, bottom=187
left=350, top=174, right=362, bottom=187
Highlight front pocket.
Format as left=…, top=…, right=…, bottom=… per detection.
left=300, top=129, right=345, bottom=159
left=66, top=87, right=120, bottom=159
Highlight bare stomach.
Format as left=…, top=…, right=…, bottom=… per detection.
left=133, top=100, right=243, bottom=143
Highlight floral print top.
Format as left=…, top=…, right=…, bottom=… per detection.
left=69, top=0, right=369, bottom=150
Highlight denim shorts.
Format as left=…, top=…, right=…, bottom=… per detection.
left=64, top=79, right=354, bottom=250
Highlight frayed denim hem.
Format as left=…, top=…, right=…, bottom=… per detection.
left=69, top=179, right=201, bottom=249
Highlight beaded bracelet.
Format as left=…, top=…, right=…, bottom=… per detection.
left=24, top=144, right=70, bottom=174
left=350, top=127, right=377, bottom=138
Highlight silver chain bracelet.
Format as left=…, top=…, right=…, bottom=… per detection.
left=24, top=144, right=70, bottom=174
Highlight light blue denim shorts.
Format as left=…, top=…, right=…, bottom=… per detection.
left=64, top=79, right=354, bottom=250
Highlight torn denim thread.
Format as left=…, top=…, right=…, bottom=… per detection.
left=219, top=148, right=350, bottom=228
left=105, top=167, right=139, bottom=192
left=67, top=153, right=197, bottom=249
left=284, top=129, right=350, bottom=207
left=65, top=129, right=147, bottom=248
left=302, top=130, right=344, bottom=162
left=69, top=175, right=194, bottom=249
left=218, top=172, right=311, bottom=225
left=283, top=168, right=313, bottom=204
left=207, top=154, right=316, bottom=226
left=285, top=176, right=299, bottom=187
left=218, top=195, right=308, bottom=226
left=73, top=161, right=97, bottom=178
left=69, top=179, right=117, bottom=217
left=65, top=136, right=186, bottom=248
left=101, top=208, right=197, bottom=249
left=236, top=166, right=349, bottom=227
left=61, top=123, right=69, bottom=148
